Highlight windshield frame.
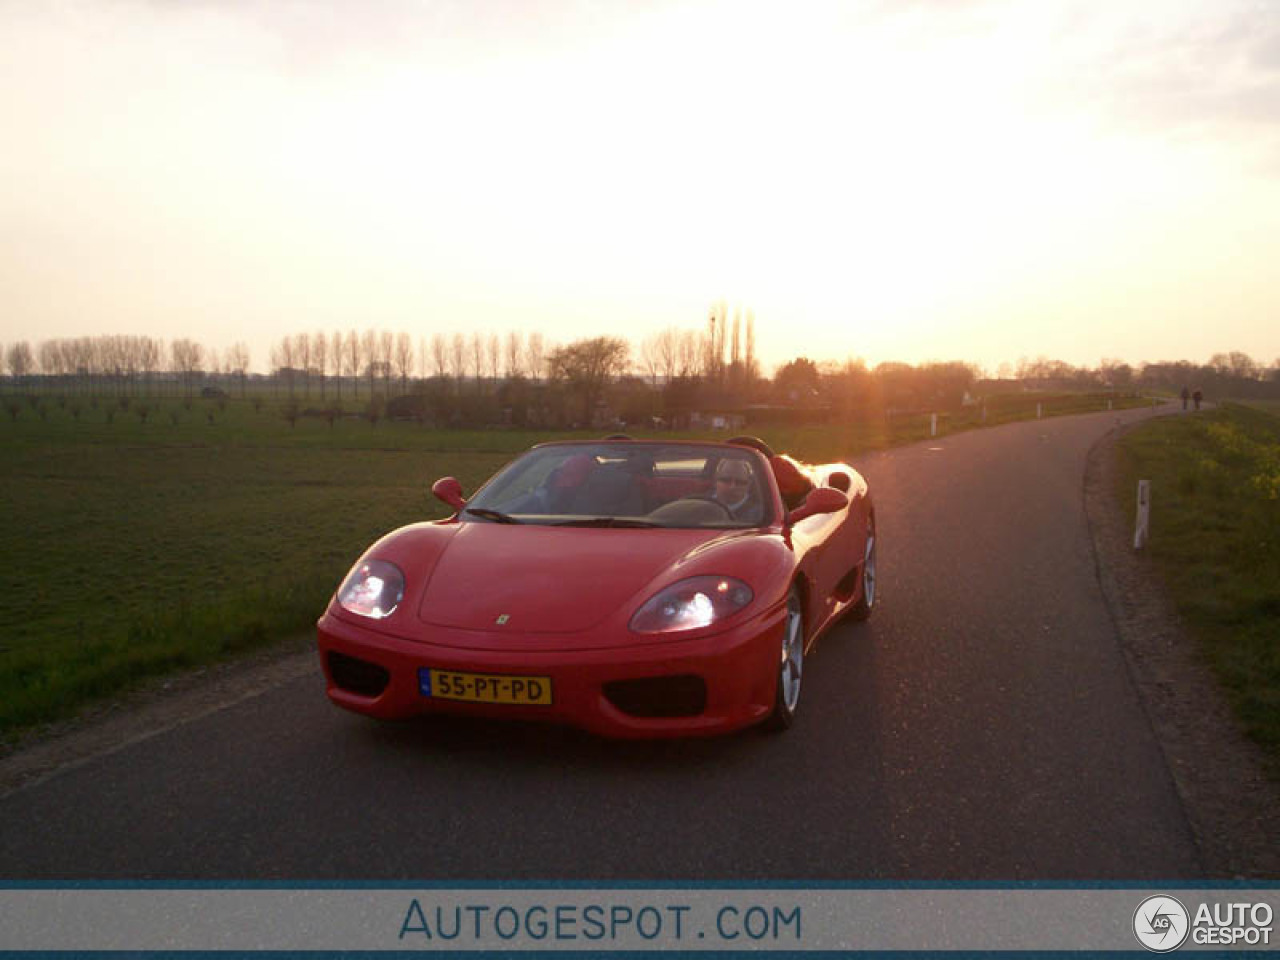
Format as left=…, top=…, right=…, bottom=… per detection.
left=462, top=441, right=778, bottom=530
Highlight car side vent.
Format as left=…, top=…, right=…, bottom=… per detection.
left=604, top=675, right=707, bottom=718
left=327, top=651, right=390, bottom=698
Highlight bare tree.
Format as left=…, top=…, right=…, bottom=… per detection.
left=361, top=330, right=378, bottom=397
left=122, top=336, right=141, bottom=393
left=269, top=342, right=283, bottom=398
left=292, top=332, right=311, bottom=398
left=431, top=333, right=449, bottom=382
left=100, top=336, right=122, bottom=394
left=69, top=337, right=94, bottom=393
left=205, top=347, right=221, bottom=393
left=707, top=302, right=727, bottom=384
left=126, top=336, right=149, bottom=393
left=1211, top=351, right=1263, bottom=380
left=394, top=331, right=413, bottom=392
left=377, top=330, right=395, bottom=395
left=526, top=331, right=545, bottom=384
left=273, top=336, right=296, bottom=397
left=330, top=331, right=344, bottom=400
left=1098, top=357, right=1133, bottom=389
left=104, top=337, right=122, bottom=394
left=124, top=336, right=142, bottom=389
left=52, top=340, right=72, bottom=390
left=505, top=330, right=524, bottom=379
left=487, top=332, right=501, bottom=383
left=469, top=332, right=485, bottom=392
left=38, top=341, right=60, bottom=383
left=730, top=308, right=742, bottom=389
left=678, top=330, right=700, bottom=378
left=6, top=341, right=34, bottom=385
left=344, top=330, right=360, bottom=399
left=312, top=331, right=328, bottom=399
left=228, top=342, right=250, bottom=397
left=651, top=327, right=678, bottom=383
left=638, top=332, right=661, bottom=387
left=171, top=338, right=204, bottom=397
left=450, top=333, right=466, bottom=391
left=91, top=338, right=110, bottom=394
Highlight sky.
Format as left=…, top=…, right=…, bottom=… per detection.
left=2, top=0, right=1278, bottom=376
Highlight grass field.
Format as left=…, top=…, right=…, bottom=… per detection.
left=1240, top=398, right=1280, bottom=417
left=1117, top=403, right=1280, bottom=766
left=1, top=389, right=1146, bottom=742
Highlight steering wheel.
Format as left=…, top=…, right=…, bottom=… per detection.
left=680, top=494, right=734, bottom=520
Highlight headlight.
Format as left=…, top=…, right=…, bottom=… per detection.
left=629, top=576, right=754, bottom=634
left=337, top=559, right=405, bottom=620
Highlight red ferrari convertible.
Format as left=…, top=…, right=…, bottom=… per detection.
left=316, top=436, right=875, bottom=737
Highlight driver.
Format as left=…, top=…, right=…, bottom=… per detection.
left=712, top=458, right=759, bottom=520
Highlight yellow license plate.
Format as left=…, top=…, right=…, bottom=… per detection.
left=420, top=668, right=552, bottom=705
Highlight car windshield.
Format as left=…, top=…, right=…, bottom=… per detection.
left=464, top=443, right=773, bottom=529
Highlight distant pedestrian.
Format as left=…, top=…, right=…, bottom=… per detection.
left=1180, top=386, right=1189, bottom=410
left=1193, top=388, right=1203, bottom=411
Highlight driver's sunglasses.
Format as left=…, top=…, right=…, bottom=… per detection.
left=716, top=476, right=748, bottom=487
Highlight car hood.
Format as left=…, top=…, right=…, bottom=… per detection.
left=416, top=522, right=725, bottom=637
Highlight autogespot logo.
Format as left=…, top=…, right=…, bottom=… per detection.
left=1134, top=895, right=1190, bottom=952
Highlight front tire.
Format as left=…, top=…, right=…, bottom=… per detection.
left=766, top=588, right=805, bottom=731
left=848, top=515, right=876, bottom=621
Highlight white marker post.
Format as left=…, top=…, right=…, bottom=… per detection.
left=930, top=413, right=937, bottom=437
left=1133, top=479, right=1151, bottom=550
left=1036, top=402, right=1042, bottom=419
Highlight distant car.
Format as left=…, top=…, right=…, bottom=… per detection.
left=316, top=436, right=876, bottom=737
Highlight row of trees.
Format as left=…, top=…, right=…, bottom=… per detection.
left=267, top=328, right=551, bottom=401
left=5, top=327, right=1279, bottom=427
left=0, top=302, right=762, bottom=389
left=262, top=307, right=762, bottom=403
left=1010, top=352, right=1280, bottom=392
left=783, top=353, right=1280, bottom=417
left=3, top=335, right=251, bottom=397
left=0, top=309, right=764, bottom=404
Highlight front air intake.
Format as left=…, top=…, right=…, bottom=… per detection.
left=327, top=651, right=390, bottom=697
left=604, top=675, right=707, bottom=718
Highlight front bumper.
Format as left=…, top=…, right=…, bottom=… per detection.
left=315, top=606, right=786, bottom=738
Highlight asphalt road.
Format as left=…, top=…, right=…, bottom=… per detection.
left=0, top=402, right=1205, bottom=880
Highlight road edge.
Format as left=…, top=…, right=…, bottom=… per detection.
left=1084, top=422, right=1280, bottom=878
left=0, top=634, right=319, bottom=799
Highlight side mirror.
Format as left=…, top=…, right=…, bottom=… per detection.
left=786, top=487, right=848, bottom=526
left=431, top=476, right=467, bottom=511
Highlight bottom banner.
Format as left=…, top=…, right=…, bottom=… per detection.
left=0, top=886, right=1276, bottom=954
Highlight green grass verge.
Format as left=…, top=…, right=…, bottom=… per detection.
left=1239, top=399, right=1280, bottom=417
left=1, top=389, right=1145, bottom=742
left=1117, top=403, right=1280, bottom=765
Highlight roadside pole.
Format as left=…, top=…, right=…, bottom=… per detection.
left=1133, top=479, right=1151, bottom=550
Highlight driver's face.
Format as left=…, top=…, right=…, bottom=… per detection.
left=714, top=463, right=751, bottom=501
